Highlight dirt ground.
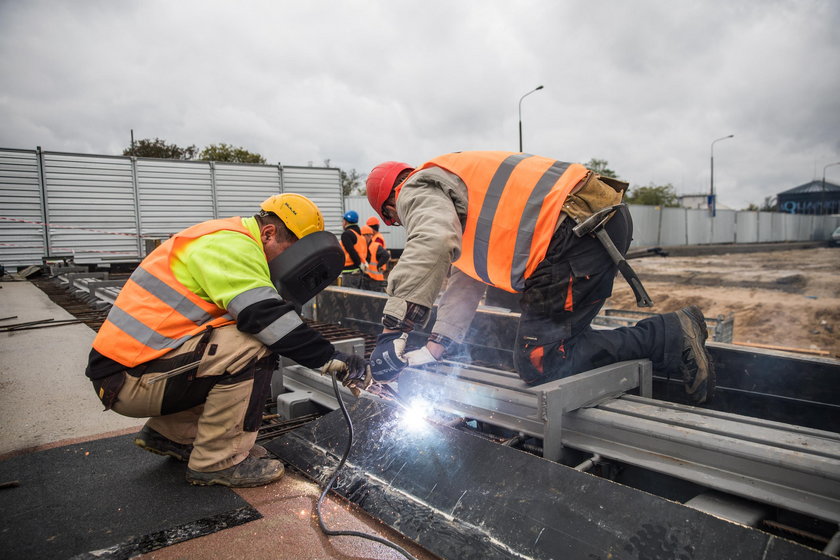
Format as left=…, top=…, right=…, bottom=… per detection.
left=605, top=246, right=840, bottom=358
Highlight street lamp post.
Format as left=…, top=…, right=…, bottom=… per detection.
left=518, top=85, right=544, bottom=152
left=710, top=134, right=734, bottom=217
left=822, top=161, right=840, bottom=215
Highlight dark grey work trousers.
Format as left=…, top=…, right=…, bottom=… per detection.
left=513, top=206, right=682, bottom=385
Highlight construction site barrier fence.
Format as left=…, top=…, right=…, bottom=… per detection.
left=0, top=147, right=344, bottom=267
left=344, top=196, right=840, bottom=251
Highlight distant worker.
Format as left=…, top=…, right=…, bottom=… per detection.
left=340, top=210, right=368, bottom=288
left=366, top=216, right=387, bottom=248
left=364, top=151, right=714, bottom=403
left=85, top=194, right=370, bottom=487
left=360, top=225, right=390, bottom=292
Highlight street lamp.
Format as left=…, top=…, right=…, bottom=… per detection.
left=710, top=134, right=734, bottom=217
left=822, top=161, right=840, bottom=215
left=518, top=85, right=544, bottom=152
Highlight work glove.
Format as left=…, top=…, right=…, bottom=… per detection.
left=359, top=261, right=369, bottom=273
left=321, top=351, right=372, bottom=397
left=404, top=346, right=439, bottom=367
left=369, top=331, right=408, bottom=383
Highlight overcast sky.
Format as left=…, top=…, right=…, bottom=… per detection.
left=1, top=0, right=838, bottom=209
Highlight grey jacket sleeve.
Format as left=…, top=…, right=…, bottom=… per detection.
left=382, top=167, right=469, bottom=324
left=432, top=267, right=487, bottom=342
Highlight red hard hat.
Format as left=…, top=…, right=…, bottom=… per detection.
left=366, top=161, right=413, bottom=225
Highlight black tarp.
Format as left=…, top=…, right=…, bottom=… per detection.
left=0, top=434, right=260, bottom=560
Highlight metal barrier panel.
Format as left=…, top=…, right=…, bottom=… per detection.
left=214, top=162, right=281, bottom=218
left=686, top=208, right=712, bottom=245
left=654, top=207, right=685, bottom=246
left=281, top=166, right=343, bottom=235
left=737, top=211, right=759, bottom=243
left=757, top=211, right=773, bottom=242
left=136, top=159, right=215, bottom=238
left=711, top=209, right=737, bottom=243
left=42, top=152, right=140, bottom=263
left=626, top=204, right=660, bottom=247
left=0, top=149, right=45, bottom=267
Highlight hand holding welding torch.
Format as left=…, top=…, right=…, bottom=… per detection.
left=369, top=331, right=409, bottom=382
left=321, top=351, right=372, bottom=396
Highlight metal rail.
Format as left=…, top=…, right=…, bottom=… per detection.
left=282, top=359, right=840, bottom=525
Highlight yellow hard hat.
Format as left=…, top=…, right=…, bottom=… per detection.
left=260, top=193, right=324, bottom=239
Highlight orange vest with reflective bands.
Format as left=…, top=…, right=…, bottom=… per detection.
left=411, top=151, right=588, bottom=293
left=365, top=241, right=387, bottom=282
left=373, top=232, right=386, bottom=249
left=342, top=227, right=367, bottom=268
left=93, top=217, right=254, bottom=367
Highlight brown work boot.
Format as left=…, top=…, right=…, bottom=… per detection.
left=186, top=456, right=285, bottom=488
left=675, top=305, right=716, bottom=404
left=134, top=426, right=193, bottom=462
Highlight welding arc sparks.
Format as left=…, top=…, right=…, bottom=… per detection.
left=398, top=398, right=434, bottom=432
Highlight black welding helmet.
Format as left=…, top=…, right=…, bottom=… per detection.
left=267, top=230, right=344, bottom=308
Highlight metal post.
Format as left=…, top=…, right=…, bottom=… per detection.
left=35, top=146, right=50, bottom=258
left=518, top=85, right=544, bottom=152
left=822, top=161, right=840, bottom=217
left=710, top=134, right=734, bottom=217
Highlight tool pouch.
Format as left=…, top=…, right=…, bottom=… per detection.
left=93, top=372, right=127, bottom=411
left=563, top=173, right=628, bottom=224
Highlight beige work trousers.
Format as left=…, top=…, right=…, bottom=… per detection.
left=112, top=325, right=273, bottom=472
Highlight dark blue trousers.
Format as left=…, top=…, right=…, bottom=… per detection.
left=513, top=206, right=682, bottom=385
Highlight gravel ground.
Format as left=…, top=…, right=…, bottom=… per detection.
left=605, top=246, right=840, bottom=358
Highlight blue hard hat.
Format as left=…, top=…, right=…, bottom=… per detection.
left=343, top=210, right=359, bottom=223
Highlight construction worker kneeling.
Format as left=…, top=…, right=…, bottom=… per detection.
left=85, top=194, right=371, bottom=487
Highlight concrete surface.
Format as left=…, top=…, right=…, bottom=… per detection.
left=0, top=279, right=439, bottom=559
left=0, top=281, right=142, bottom=456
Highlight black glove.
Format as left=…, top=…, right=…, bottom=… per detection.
left=369, top=331, right=408, bottom=383
left=321, top=351, right=372, bottom=396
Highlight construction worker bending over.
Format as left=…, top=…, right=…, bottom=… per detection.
left=366, top=216, right=387, bottom=248
left=85, top=194, right=370, bottom=487
left=364, top=151, right=714, bottom=404
left=360, top=225, right=390, bottom=292
left=339, top=210, right=368, bottom=288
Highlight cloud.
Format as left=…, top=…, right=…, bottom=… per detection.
left=1, top=0, right=838, bottom=209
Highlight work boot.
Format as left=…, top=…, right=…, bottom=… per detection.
left=249, top=444, right=269, bottom=459
left=675, top=305, right=716, bottom=404
left=186, top=456, right=285, bottom=488
left=133, top=426, right=193, bottom=462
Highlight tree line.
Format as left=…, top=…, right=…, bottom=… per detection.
left=127, top=141, right=769, bottom=210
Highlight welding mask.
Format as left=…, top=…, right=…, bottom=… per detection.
left=267, top=231, right=344, bottom=309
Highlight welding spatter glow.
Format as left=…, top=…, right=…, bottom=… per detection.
left=398, top=397, right=434, bottom=433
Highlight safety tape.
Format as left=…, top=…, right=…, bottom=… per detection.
left=0, top=216, right=155, bottom=239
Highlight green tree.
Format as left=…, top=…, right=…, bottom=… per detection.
left=584, top=158, right=618, bottom=179
left=199, top=143, right=266, bottom=164
left=625, top=183, right=679, bottom=207
left=746, top=196, right=777, bottom=212
left=340, top=168, right=365, bottom=196
left=124, top=138, right=197, bottom=159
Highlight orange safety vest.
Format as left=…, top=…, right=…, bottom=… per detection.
left=342, top=227, right=368, bottom=268
left=372, top=232, right=386, bottom=249
left=365, top=241, right=387, bottom=282
left=93, top=217, right=254, bottom=367
left=409, top=151, right=588, bottom=293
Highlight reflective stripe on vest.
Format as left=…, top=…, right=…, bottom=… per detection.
left=365, top=241, right=387, bottom=282
left=343, top=228, right=367, bottom=268
left=416, top=151, right=588, bottom=293
left=93, top=217, right=255, bottom=367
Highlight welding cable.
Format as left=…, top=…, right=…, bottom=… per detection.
left=317, top=371, right=418, bottom=560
